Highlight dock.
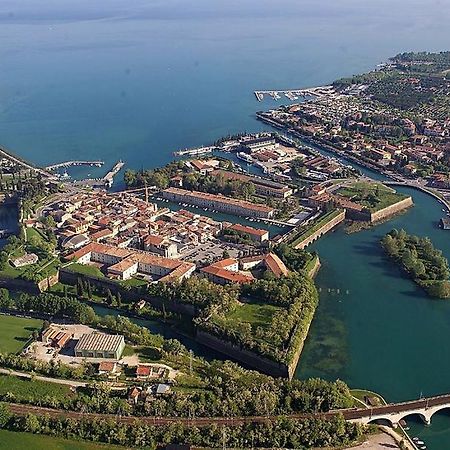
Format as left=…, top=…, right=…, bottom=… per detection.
left=173, top=146, right=216, bottom=157
left=254, top=85, right=335, bottom=102
left=102, top=160, right=125, bottom=187
left=45, top=160, right=104, bottom=171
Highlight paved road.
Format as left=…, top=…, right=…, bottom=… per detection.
left=0, top=368, right=86, bottom=388
left=0, top=147, right=55, bottom=179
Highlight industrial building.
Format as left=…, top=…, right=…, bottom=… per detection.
left=74, top=333, right=125, bottom=359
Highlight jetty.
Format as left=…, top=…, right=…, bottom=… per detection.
left=254, top=85, right=335, bottom=102
left=45, top=160, right=104, bottom=171
left=102, top=160, right=125, bottom=187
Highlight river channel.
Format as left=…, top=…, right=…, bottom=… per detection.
left=295, top=183, right=450, bottom=448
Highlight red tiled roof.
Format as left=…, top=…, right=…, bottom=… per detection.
left=229, top=223, right=268, bottom=237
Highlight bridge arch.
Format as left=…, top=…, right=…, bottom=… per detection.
left=367, top=418, right=394, bottom=427
left=396, top=412, right=428, bottom=425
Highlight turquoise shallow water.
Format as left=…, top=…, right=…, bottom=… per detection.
left=1, top=1, right=450, bottom=448
left=296, top=186, right=450, bottom=448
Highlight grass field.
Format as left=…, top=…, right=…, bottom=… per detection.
left=337, top=181, right=407, bottom=212
left=66, top=263, right=104, bottom=278
left=0, top=374, right=71, bottom=400
left=0, top=430, right=133, bottom=450
left=226, top=301, right=279, bottom=330
left=0, top=314, right=42, bottom=354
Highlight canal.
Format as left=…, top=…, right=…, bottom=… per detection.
left=296, top=185, right=450, bottom=448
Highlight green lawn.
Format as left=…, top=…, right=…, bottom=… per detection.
left=0, top=374, right=71, bottom=401
left=66, top=263, right=104, bottom=278
left=289, top=209, right=343, bottom=247
left=225, top=301, right=280, bottom=330
left=337, top=181, right=408, bottom=212
left=119, top=277, right=148, bottom=288
left=0, top=314, right=42, bottom=354
left=25, top=227, right=46, bottom=244
left=0, top=430, right=132, bottom=450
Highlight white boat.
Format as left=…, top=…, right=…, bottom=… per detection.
left=237, top=152, right=254, bottom=164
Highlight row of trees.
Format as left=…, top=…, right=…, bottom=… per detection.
left=11, top=292, right=165, bottom=348
left=0, top=404, right=364, bottom=449
left=381, top=229, right=450, bottom=298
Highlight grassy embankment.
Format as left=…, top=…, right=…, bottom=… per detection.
left=0, top=228, right=61, bottom=280
left=289, top=209, right=343, bottom=248
left=0, top=429, right=128, bottom=450
left=337, top=181, right=408, bottom=212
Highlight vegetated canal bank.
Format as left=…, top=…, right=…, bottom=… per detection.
left=296, top=185, right=450, bottom=449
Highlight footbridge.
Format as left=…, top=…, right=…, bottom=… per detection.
left=343, top=393, right=450, bottom=427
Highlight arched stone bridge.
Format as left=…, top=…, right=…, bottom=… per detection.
left=343, top=394, right=450, bottom=427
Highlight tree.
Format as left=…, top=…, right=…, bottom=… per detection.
left=0, top=402, right=11, bottom=428
left=162, top=339, right=186, bottom=355
left=76, top=278, right=84, bottom=297
left=428, top=281, right=450, bottom=299
left=0, top=288, right=11, bottom=309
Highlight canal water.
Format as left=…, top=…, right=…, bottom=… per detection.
left=296, top=185, right=450, bottom=448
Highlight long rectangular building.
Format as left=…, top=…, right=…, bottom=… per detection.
left=66, top=242, right=196, bottom=281
left=161, top=187, right=275, bottom=219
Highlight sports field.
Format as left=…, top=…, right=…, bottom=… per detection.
left=0, top=314, right=42, bottom=354
left=0, top=430, right=132, bottom=450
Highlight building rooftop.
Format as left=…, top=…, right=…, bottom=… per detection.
left=229, top=223, right=268, bottom=237
left=74, top=333, right=124, bottom=353
left=163, top=187, right=274, bottom=214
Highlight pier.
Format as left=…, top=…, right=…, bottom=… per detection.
left=45, top=160, right=104, bottom=171
left=102, top=160, right=125, bottom=187
left=173, top=145, right=216, bottom=157
left=254, top=85, right=334, bottom=102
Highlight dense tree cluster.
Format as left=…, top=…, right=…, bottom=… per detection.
left=381, top=229, right=450, bottom=298
left=198, top=273, right=319, bottom=364
left=274, top=244, right=317, bottom=273
left=139, top=361, right=353, bottom=418
left=149, top=276, right=239, bottom=313
left=0, top=405, right=363, bottom=449
left=123, top=161, right=187, bottom=189
left=182, top=171, right=257, bottom=201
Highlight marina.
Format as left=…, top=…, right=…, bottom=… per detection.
left=45, top=160, right=104, bottom=171
left=254, top=85, right=335, bottom=102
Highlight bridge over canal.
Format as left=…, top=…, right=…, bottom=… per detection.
left=343, top=393, right=450, bottom=427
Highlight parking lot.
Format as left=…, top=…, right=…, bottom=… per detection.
left=180, top=240, right=242, bottom=265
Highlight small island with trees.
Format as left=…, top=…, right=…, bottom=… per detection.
left=381, top=229, right=450, bottom=298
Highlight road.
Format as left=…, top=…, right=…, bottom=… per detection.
left=0, top=368, right=87, bottom=388
left=0, top=147, right=55, bottom=179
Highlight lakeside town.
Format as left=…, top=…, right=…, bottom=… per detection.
left=0, top=51, right=450, bottom=449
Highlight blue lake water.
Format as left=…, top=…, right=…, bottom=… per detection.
left=1, top=1, right=450, bottom=448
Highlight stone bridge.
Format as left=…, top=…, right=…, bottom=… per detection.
left=343, top=394, right=450, bottom=427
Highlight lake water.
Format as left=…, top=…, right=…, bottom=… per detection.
left=2, top=1, right=450, bottom=448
